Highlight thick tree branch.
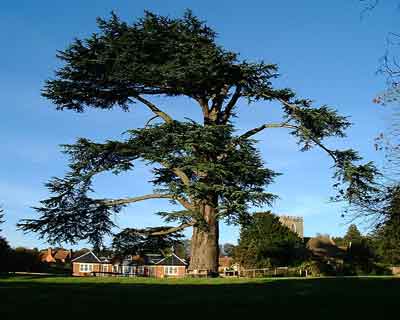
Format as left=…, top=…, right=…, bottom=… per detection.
left=148, top=221, right=196, bottom=236
left=134, top=95, right=173, bottom=123
left=211, top=84, right=229, bottom=113
left=195, top=97, right=211, bottom=119
left=101, top=193, right=193, bottom=210
left=160, top=161, right=191, bottom=187
left=221, top=85, right=242, bottom=123
left=101, top=193, right=174, bottom=206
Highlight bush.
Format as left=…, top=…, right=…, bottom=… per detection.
left=342, top=261, right=392, bottom=276
left=300, top=260, right=336, bottom=277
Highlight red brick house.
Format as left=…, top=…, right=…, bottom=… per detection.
left=72, top=251, right=187, bottom=278
left=72, top=251, right=113, bottom=276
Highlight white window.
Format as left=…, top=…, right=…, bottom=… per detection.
left=102, top=264, right=108, bottom=272
left=79, top=263, right=93, bottom=273
left=164, top=266, right=178, bottom=275
left=137, top=266, right=144, bottom=275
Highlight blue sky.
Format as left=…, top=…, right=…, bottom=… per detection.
left=0, top=0, right=397, bottom=248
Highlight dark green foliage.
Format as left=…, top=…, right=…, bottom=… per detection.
left=300, top=260, right=336, bottom=277
left=331, top=236, right=346, bottom=247
left=344, top=224, right=363, bottom=244
left=112, top=227, right=183, bottom=256
left=18, top=10, right=379, bottom=252
left=0, top=208, right=4, bottom=233
left=371, top=192, right=400, bottom=265
left=222, top=243, right=236, bottom=257
left=19, top=122, right=277, bottom=245
left=42, top=11, right=282, bottom=112
left=235, top=212, right=307, bottom=268
left=0, top=237, right=11, bottom=273
left=7, top=248, right=42, bottom=272
left=19, top=175, right=119, bottom=248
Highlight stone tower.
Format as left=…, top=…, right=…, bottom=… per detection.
left=278, top=215, right=304, bottom=238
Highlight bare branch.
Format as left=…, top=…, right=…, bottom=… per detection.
left=221, top=85, right=242, bottom=123
left=101, top=193, right=174, bottom=206
left=134, top=95, right=173, bottom=123
left=240, top=122, right=295, bottom=140
left=241, top=94, right=341, bottom=163
left=148, top=221, right=196, bottom=236
left=145, top=115, right=160, bottom=127
left=102, top=193, right=193, bottom=210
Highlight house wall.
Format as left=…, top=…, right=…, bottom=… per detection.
left=72, top=262, right=112, bottom=276
left=154, top=266, right=186, bottom=278
left=73, top=262, right=186, bottom=278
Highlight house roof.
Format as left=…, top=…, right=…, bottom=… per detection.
left=307, top=237, right=345, bottom=259
left=72, top=251, right=101, bottom=263
left=144, top=253, right=164, bottom=265
left=54, top=249, right=71, bottom=261
left=155, top=253, right=187, bottom=266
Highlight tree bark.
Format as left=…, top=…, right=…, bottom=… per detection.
left=188, top=204, right=219, bottom=275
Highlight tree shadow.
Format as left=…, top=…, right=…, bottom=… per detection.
left=0, top=276, right=398, bottom=317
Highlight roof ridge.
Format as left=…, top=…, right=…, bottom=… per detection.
left=71, top=250, right=100, bottom=262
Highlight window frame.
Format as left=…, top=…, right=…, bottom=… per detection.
left=79, top=263, right=93, bottom=273
left=164, top=266, right=178, bottom=275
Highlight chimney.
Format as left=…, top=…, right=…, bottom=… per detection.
left=47, top=247, right=52, bottom=256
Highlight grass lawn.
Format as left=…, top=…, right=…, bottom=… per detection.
left=0, top=275, right=399, bottom=318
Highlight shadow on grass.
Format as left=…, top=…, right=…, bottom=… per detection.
left=0, top=276, right=399, bottom=317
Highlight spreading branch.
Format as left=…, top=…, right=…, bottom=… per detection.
left=148, top=221, right=196, bottom=236
left=240, top=121, right=295, bottom=140
left=134, top=95, right=173, bottom=123
left=221, top=85, right=242, bottom=123
left=102, top=193, right=193, bottom=210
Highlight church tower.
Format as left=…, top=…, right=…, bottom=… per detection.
left=278, top=215, right=304, bottom=238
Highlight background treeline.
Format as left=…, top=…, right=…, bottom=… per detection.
left=227, top=213, right=399, bottom=276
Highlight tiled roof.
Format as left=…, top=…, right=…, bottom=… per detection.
left=155, top=254, right=187, bottom=266
left=72, top=251, right=101, bottom=263
left=144, top=253, right=164, bottom=265
left=54, top=250, right=71, bottom=260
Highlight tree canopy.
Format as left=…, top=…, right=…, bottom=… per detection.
left=18, top=10, right=379, bottom=272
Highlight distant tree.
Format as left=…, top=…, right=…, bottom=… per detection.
left=0, top=208, right=12, bottom=272
left=370, top=187, right=400, bottom=264
left=344, top=224, right=363, bottom=246
left=235, top=212, right=307, bottom=268
left=372, top=223, right=400, bottom=265
left=9, top=247, right=42, bottom=272
left=18, top=10, right=378, bottom=274
left=0, top=207, right=4, bottom=233
left=0, top=237, right=11, bottom=272
left=112, top=227, right=183, bottom=257
left=94, top=246, right=114, bottom=258
left=332, top=236, right=346, bottom=247
left=223, top=243, right=236, bottom=257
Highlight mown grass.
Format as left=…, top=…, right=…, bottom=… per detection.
left=0, top=275, right=399, bottom=318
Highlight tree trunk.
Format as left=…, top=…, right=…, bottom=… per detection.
left=188, top=204, right=219, bottom=275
